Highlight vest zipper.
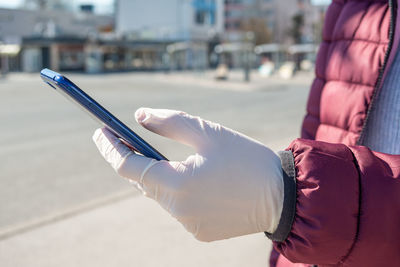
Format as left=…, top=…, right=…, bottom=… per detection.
left=357, top=0, right=397, bottom=145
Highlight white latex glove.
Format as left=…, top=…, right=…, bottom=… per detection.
left=92, top=108, right=283, bottom=242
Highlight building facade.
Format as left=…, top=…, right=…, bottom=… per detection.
left=116, top=0, right=224, bottom=41
left=224, top=0, right=324, bottom=44
left=0, top=7, right=113, bottom=72
left=116, top=0, right=224, bottom=69
left=0, top=8, right=113, bottom=43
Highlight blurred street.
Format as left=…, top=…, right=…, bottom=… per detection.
left=0, top=70, right=312, bottom=267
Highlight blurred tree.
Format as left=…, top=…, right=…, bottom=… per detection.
left=289, top=13, right=304, bottom=44
left=240, top=18, right=272, bottom=45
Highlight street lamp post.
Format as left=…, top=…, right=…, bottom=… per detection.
left=244, top=31, right=254, bottom=82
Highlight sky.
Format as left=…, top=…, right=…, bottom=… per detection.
left=0, top=0, right=114, bottom=14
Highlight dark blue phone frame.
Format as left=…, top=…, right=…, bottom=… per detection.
left=40, top=68, right=168, bottom=161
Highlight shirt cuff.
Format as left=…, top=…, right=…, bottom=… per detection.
left=265, top=150, right=297, bottom=242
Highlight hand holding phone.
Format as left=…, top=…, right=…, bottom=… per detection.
left=93, top=107, right=284, bottom=242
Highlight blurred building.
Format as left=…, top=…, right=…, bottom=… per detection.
left=22, top=0, right=72, bottom=11
left=224, top=0, right=324, bottom=44
left=116, top=0, right=224, bottom=41
left=0, top=7, right=113, bottom=72
left=0, top=0, right=328, bottom=73
left=115, top=0, right=224, bottom=69
left=0, top=8, right=112, bottom=41
left=221, top=0, right=327, bottom=69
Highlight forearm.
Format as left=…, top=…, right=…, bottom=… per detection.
left=268, top=139, right=400, bottom=266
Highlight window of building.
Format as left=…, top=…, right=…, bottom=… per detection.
left=195, top=11, right=206, bottom=24
left=193, top=0, right=216, bottom=25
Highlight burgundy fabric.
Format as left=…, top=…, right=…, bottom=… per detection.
left=270, top=0, right=400, bottom=266
left=301, top=0, right=390, bottom=145
left=273, top=139, right=400, bottom=266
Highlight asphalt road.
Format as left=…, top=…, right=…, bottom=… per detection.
left=0, top=70, right=311, bottom=237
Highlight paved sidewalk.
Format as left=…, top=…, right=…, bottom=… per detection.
left=0, top=193, right=271, bottom=267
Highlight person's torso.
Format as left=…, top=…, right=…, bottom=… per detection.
left=301, top=0, right=399, bottom=153
left=274, top=0, right=400, bottom=266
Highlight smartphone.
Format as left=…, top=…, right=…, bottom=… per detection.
left=40, top=68, right=168, bottom=161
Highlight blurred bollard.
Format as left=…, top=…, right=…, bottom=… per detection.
left=258, top=61, right=275, bottom=77
left=215, top=63, right=228, bottom=80
left=300, top=59, right=313, bottom=71
left=279, top=62, right=296, bottom=79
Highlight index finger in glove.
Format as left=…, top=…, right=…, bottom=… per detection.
left=135, top=108, right=221, bottom=152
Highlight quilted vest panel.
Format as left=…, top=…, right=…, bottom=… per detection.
left=301, top=0, right=391, bottom=146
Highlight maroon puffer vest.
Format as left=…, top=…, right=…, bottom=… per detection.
left=301, top=0, right=399, bottom=147
left=272, top=0, right=400, bottom=266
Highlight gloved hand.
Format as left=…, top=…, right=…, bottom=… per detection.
left=92, top=108, right=283, bottom=242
